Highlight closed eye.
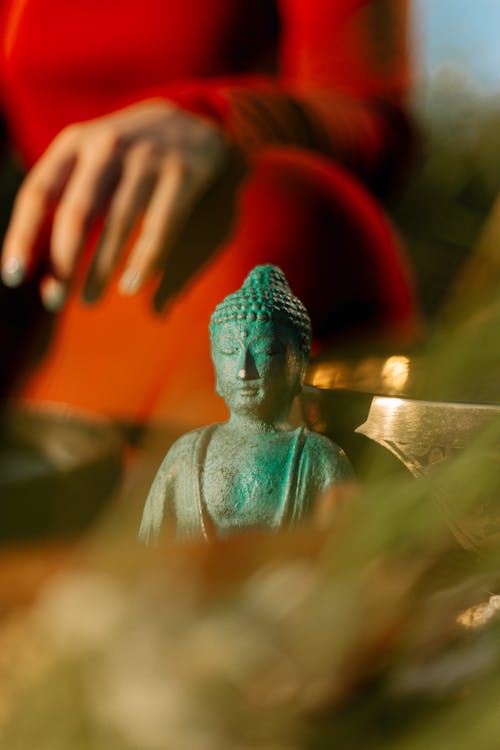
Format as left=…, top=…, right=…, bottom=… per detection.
left=253, top=345, right=281, bottom=356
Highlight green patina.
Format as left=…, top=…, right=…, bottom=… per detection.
left=139, top=265, right=353, bottom=542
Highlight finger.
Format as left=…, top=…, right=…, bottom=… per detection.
left=119, top=154, right=205, bottom=295
left=49, top=133, right=122, bottom=283
left=83, top=144, right=156, bottom=301
left=1, top=140, right=76, bottom=287
left=39, top=276, right=68, bottom=313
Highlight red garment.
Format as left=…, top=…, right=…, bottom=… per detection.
left=0, top=0, right=416, bottom=425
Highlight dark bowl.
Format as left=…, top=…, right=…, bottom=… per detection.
left=0, top=403, right=124, bottom=541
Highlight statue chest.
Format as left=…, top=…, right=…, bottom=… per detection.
left=202, top=433, right=298, bottom=531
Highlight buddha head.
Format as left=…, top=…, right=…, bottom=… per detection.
left=209, top=266, right=311, bottom=422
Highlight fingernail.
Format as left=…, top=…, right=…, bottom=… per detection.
left=119, top=268, right=142, bottom=296
left=1, top=257, right=25, bottom=288
left=40, top=278, right=67, bottom=313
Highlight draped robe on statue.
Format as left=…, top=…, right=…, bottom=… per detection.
left=139, top=425, right=354, bottom=541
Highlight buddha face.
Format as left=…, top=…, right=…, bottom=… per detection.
left=211, top=319, right=306, bottom=421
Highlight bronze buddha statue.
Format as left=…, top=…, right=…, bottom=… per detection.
left=140, top=265, right=353, bottom=541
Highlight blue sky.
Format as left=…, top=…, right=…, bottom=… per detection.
left=415, top=0, right=500, bottom=89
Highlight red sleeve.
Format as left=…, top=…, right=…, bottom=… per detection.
left=159, top=0, right=413, bottom=192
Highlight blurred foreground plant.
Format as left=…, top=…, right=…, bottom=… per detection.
left=0, top=438, right=498, bottom=750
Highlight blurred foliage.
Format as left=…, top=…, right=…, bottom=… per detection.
left=394, top=64, right=500, bottom=320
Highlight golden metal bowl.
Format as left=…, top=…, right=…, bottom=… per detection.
left=303, top=355, right=500, bottom=550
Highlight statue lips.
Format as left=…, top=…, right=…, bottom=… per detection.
left=236, top=383, right=260, bottom=397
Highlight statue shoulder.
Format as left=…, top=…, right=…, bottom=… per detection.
left=148, top=424, right=215, bottom=500
left=302, top=429, right=355, bottom=482
left=162, top=426, right=209, bottom=468
left=139, top=426, right=212, bottom=544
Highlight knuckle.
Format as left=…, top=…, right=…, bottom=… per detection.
left=166, top=151, right=191, bottom=184
left=17, top=176, right=51, bottom=209
left=55, top=122, right=83, bottom=147
left=94, top=128, right=124, bottom=158
left=57, top=199, right=92, bottom=232
left=124, top=143, right=157, bottom=179
left=130, top=139, right=157, bottom=163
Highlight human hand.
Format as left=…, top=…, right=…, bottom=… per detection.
left=0, top=99, right=227, bottom=310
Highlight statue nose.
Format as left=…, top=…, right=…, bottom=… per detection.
left=237, top=349, right=259, bottom=380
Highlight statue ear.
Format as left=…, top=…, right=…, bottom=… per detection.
left=298, top=367, right=307, bottom=393
left=210, top=344, right=221, bottom=397
left=299, top=355, right=308, bottom=382
left=292, top=359, right=306, bottom=396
